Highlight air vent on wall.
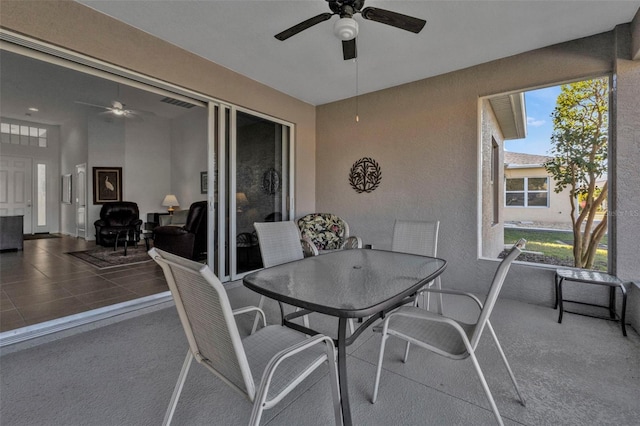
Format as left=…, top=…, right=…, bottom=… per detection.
left=161, top=97, right=196, bottom=109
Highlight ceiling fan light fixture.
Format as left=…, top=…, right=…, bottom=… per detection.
left=334, top=17, right=358, bottom=41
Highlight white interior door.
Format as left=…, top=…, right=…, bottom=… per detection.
left=0, top=155, right=33, bottom=233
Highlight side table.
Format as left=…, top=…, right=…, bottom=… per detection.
left=146, top=212, right=170, bottom=230
left=555, top=268, right=627, bottom=336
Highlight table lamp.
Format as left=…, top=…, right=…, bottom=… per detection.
left=236, top=192, right=249, bottom=213
left=162, top=194, right=179, bottom=215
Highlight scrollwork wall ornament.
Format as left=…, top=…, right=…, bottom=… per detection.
left=261, top=168, right=281, bottom=195
left=349, top=157, right=382, bottom=193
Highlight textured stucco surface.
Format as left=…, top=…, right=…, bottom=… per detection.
left=316, top=28, right=639, bottom=325
left=480, top=98, right=505, bottom=258
left=613, top=29, right=640, bottom=282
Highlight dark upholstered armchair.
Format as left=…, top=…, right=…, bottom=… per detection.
left=94, top=202, right=143, bottom=247
left=153, top=201, right=207, bottom=260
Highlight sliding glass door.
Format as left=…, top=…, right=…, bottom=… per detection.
left=224, top=109, right=293, bottom=279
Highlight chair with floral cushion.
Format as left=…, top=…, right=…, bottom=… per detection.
left=296, top=213, right=362, bottom=254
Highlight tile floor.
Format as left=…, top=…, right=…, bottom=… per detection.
left=0, top=235, right=167, bottom=332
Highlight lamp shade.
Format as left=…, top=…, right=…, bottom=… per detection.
left=162, top=194, right=179, bottom=207
left=236, top=192, right=249, bottom=206
left=236, top=192, right=249, bottom=213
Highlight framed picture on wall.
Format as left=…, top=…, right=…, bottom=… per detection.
left=201, top=171, right=208, bottom=194
left=93, top=167, right=122, bottom=204
left=61, top=174, right=72, bottom=204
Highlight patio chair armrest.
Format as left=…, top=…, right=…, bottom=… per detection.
left=233, top=306, right=266, bottom=328
left=417, top=287, right=484, bottom=309
left=301, top=236, right=319, bottom=257
left=342, top=235, right=363, bottom=249
left=255, top=333, right=336, bottom=405
left=385, top=306, right=469, bottom=337
left=272, top=333, right=336, bottom=363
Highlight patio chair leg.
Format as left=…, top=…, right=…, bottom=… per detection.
left=402, top=341, right=411, bottom=363
left=402, top=295, right=422, bottom=362
left=348, top=319, right=355, bottom=335
left=435, top=277, right=444, bottom=315
left=163, top=351, right=193, bottom=426
left=468, top=350, right=504, bottom=426
left=251, top=296, right=266, bottom=334
left=325, top=340, right=343, bottom=425
left=249, top=396, right=267, bottom=426
left=486, top=321, right=526, bottom=406
left=371, top=332, right=389, bottom=404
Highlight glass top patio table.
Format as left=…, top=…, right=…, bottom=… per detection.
left=243, top=249, right=447, bottom=426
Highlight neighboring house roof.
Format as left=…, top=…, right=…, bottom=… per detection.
left=504, top=152, right=553, bottom=169
left=489, top=93, right=527, bottom=140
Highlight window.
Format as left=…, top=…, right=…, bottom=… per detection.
left=491, top=138, right=500, bottom=224
left=1, top=121, right=47, bottom=147
left=505, top=177, right=548, bottom=207
left=481, top=78, right=610, bottom=272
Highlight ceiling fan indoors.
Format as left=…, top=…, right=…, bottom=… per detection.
left=74, top=100, right=155, bottom=121
left=275, top=0, right=426, bottom=60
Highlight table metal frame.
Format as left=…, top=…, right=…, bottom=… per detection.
left=243, top=249, right=447, bottom=425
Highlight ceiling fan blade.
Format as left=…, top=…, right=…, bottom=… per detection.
left=361, top=7, right=426, bottom=33
left=128, top=108, right=156, bottom=117
left=124, top=112, right=144, bottom=122
left=342, top=39, right=357, bottom=60
left=74, top=100, right=109, bottom=110
left=275, top=12, right=333, bottom=41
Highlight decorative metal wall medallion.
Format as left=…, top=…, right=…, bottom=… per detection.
left=349, top=157, right=382, bottom=193
left=262, top=168, right=281, bottom=195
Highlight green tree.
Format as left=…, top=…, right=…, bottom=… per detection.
left=544, top=78, right=608, bottom=269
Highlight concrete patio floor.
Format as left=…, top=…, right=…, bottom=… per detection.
left=1, top=285, right=638, bottom=425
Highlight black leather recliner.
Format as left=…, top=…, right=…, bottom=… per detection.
left=153, top=201, right=207, bottom=260
left=94, top=201, right=143, bottom=247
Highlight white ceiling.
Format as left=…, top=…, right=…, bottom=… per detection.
left=0, top=50, right=199, bottom=125
left=67, top=1, right=640, bottom=105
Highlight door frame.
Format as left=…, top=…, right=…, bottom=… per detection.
left=219, top=105, right=296, bottom=282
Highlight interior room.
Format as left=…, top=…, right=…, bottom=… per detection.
left=1, top=1, right=639, bottom=425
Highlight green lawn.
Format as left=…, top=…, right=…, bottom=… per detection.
left=504, top=228, right=608, bottom=271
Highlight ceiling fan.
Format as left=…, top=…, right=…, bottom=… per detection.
left=275, top=0, right=426, bottom=60
left=75, top=100, right=155, bottom=121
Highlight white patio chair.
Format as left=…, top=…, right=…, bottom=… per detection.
left=253, top=221, right=311, bottom=334
left=371, top=239, right=527, bottom=426
left=254, top=221, right=356, bottom=335
left=149, top=248, right=342, bottom=426
left=392, top=220, right=443, bottom=313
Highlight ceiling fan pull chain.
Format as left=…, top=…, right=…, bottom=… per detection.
left=355, top=58, right=359, bottom=123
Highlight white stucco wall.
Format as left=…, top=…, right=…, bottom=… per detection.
left=480, top=99, right=505, bottom=258
left=169, top=107, right=208, bottom=212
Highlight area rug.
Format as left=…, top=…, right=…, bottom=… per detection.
left=67, top=245, right=152, bottom=269
left=23, top=233, right=62, bottom=240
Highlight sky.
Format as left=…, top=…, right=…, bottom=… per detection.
left=504, top=85, right=561, bottom=156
